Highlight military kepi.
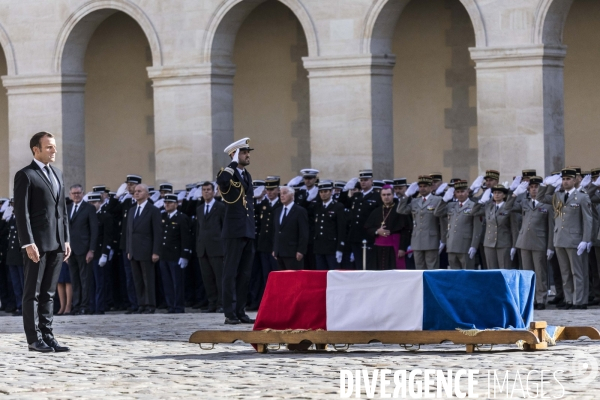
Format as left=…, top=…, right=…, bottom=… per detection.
left=561, top=168, right=576, bottom=178
left=359, top=169, right=373, bottom=179
left=126, top=174, right=142, bottom=184
left=318, top=181, right=334, bottom=191
left=163, top=194, right=178, bottom=202
left=224, top=137, right=253, bottom=155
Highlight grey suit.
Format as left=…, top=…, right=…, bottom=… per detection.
left=538, top=185, right=593, bottom=306
left=471, top=196, right=516, bottom=270
left=397, top=195, right=443, bottom=270
left=434, top=199, right=482, bottom=269
left=509, top=197, right=555, bottom=303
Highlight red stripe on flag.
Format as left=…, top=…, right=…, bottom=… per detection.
left=253, top=270, right=328, bottom=331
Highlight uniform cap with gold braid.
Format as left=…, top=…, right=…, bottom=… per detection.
left=430, top=172, right=443, bottom=181
left=265, top=177, right=280, bottom=189
left=393, top=178, right=407, bottom=187
left=300, top=168, right=319, bottom=178
left=318, top=181, right=334, bottom=191
left=359, top=169, right=373, bottom=179
left=164, top=194, right=178, bottom=203
left=224, top=137, right=254, bottom=155
left=582, top=170, right=591, bottom=177
left=529, top=176, right=543, bottom=185
left=252, top=180, right=265, bottom=188
left=88, top=193, right=102, bottom=202
left=491, top=184, right=508, bottom=194
left=567, top=166, right=581, bottom=175
left=159, top=183, right=173, bottom=193
left=522, top=169, right=536, bottom=178
left=92, top=185, right=106, bottom=193
left=373, top=180, right=384, bottom=189
left=592, top=168, right=600, bottom=178
left=453, top=180, right=468, bottom=190
left=449, top=178, right=462, bottom=187
left=561, top=168, right=577, bottom=178
left=418, top=175, right=433, bottom=185
left=484, top=170, right=500, bottom=180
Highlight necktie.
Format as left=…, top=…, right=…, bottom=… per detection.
left=134, top=206, right=141, bottom=220
left=205, top=204, right=209, bottom=219
left=459, top=202, right=463, bottom=208
left=44, top=166, right=58, bottom=196
left=564, top=192, right=569, bottom=203
left=532, top=200, right=536, bottom=208
left=71, top=204, right=78, bottom=219
left=281, top=207, right=288, bottom=225
left=496, top=205, right=499, bottom=212
left=422, top=197, right=426, bottom=203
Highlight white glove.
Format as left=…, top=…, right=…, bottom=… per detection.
left=82, top=193, right=90, bottom=202
left=479, top=188, right=492, bottom=204
left=186, top=188, right=196, bottom=201
left=546, top=249, right=554, bottom=260
left=335, top=251, right=343, bottom=263
left=470, top=175, right=484, bottom=192
left=435, top=183, right=448, bottom=196
left=116, top=182, right=128, bottom=198
left=587, top=242, right=593, bottom=253
left=594, top=176, right=600, bottom=187
left=2, top=206, right=13, bottom=221
left=577, top=241, right=587, bottom=256
left=109, top=249, right=114, bottom=261
left=253, top=186, right=264, bottom=198
left=510, top=248, right=516, bottom=261
left=154, top=198, right=165, bottom=209
left=287, top=176, right=303, bottom=187
left=191, top=188, right=201, bottom=201
left=468, top=247, right=477, bottom=259
left=581, top=174, right=592, bottom=188
left=120, top=193, right=132, bottom=203
left=513, top=181, right=529, bottom=197
left=438, top=241, right=445, bottom=254
left=232, top=148, right=240, bottom=163
left=99, top=254, right=108, bottom=267
left=344, top=177, right=359, bottom=192
left=178, top=257, right=189, bottom=269
left=405, top=182, right=419, bottom=197
left=177, top=191, right=186, bottom=201
left=0, top=200, right=8, bottom=213
left=442, top=187, right=455, bottom=202
left=543, top=175, right=554, bottom=186
left=150, top=191, right=160, bottom=203
left=552, top=175, right=563, bottom=189
left=509, top=175, right=522, bottom=191
left=349, top=253, right=355, bottom=263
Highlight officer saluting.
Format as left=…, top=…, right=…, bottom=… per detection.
left=216, top=137, right=256, bottom=325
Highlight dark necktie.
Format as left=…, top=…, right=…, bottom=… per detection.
left=44, top=166, right=58, bottom=196
left=564, top=192, right=569, bottom=203
left=205, top=204, right=209, bottom=219
left=532, top=200, right=536, bottom=208
left=496, top=205, right=499, bottom=212
left=459, top=202, right=463, bottom=208
left=71, top=204, right=78, bottom=219
left=134, top=206, right=141, bottom=220
left=281, top=207, right=288, bottom=225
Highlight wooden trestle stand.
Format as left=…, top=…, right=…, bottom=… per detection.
left=189, top=321, right=600, bottom=354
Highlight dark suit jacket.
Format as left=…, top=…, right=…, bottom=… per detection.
left=273, top=203, right=309, bottom=258
left=160, top=210, right=192, bottom=262
left=216, top=161, right=255, bottom=239
left=257, top=198, right=282, bottom=253
left=67, top=201, right=99, bottom=256
left=196, top=200, right=225, bottom=257
left=126, top=201, right=162, bottom=261
left=94, top=210, right=114, bottom=259
left=14, top=160, right=70, bottom=252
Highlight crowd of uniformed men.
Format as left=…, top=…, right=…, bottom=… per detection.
left=1, top=163, right=600, bottom=318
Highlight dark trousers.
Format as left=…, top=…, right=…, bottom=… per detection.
left=184, top=254, right=207, bottom=305
left=222, top=237, right=254, bottom=318
left=260, top=251, right=279, bottom=289
left=247, top=251, right=263, bottom=307
left=304, top=243, right=316, bottom=270
left=122, top=253, right=138, bottom=309
left=67, top=253, right=92, bottom=312
left=277, top=256, right=304, bottom=270
left=550, top=252, right=564, bottom=298
left=0, top=262, right=15, bottom=310
left=351, top=242, right=374, bottom=270
left=199, top=254, right=223, bottom=309
left=154, top=262, right=166, bottom=307
left=91, top=259, right=107, bottom=313
left=159, top=260, right=185, bottom=313
left=315, top=254, right=337, bottom=270
left=22, top=249, right=63, bottom=344
left=130, top=259, right=156, bottom=309
left=9, top=265, right=24, bottom=310
left=589, top=247, right=600, bottom=299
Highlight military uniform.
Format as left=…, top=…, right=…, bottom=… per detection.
left=509, top=177, right=554, bottom=305
left=538, top=169, right=593, bottom=308
left=87, top=193, right=114, bottom=314
left=313, top=181, right=347, bottom=270
left=6, top=211, right=24, bottom=313
left=256, top=180, right=282, bottom=290
left=396, top=177, right=443, bottom=270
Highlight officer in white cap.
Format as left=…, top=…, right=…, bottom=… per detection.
left=216, top=137, right=256, bottom=324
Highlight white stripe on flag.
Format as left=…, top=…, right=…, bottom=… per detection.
left=326, top=270, right=424, bottom=331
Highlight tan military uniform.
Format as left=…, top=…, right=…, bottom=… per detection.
left=471, top=196, right=516, bottom=269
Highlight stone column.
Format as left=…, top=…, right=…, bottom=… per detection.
left=470, top=45, right=567, bottom=178
left=2, top=73, right=87, bottom=192
left=303, top=55, right=396, bottom=179
left=148, top=63, right=236, bottom=188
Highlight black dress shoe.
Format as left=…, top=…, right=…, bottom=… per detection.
left=28, top=340, right=54, bottom=353
left=44, top=338, right=70, bottom=352
left=548, top=296, right=564, bottom=305
left=572, top=304, right=587, bottom=310
left=142, top=308, right=155, bottom=314
left=202, top=307, right=217, bottom=313
left=556, top=301, right=568, bottom=308
left=238, top=314, right=255, bottom=324
left=534, top=304, right=546, bottom=310
left=224, top=317, right=241, bottom=325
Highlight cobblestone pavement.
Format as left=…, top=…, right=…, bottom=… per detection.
left=1, top=308, right=599, bottom=399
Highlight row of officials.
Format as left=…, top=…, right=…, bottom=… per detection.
left=1, top=163, right=600, bottom=318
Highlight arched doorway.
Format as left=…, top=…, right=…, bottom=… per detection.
left=563, top=0, right=600, bottom=169
left=391, top=0, right=477, bottom=181
left=232, top=0, right=309, bottom=182
left=0, top=47, right=8, bottom=196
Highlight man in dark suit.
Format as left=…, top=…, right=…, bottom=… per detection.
left=159, top=194, right=191, bottom=314
left=196, top=182, right=225, bottom=313
left=66, top=184, right=98, bottom=315
left=14, top=131, right=71, bottom=353
left=216, top=138, right=256, bottom=325
left=273, top=186, right=309, bottom=270
left=126, top=184, right=162, bottom=314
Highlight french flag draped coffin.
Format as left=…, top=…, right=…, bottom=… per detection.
left=253, top=270, right=535, bottom=332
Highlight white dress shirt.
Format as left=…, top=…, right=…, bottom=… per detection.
left=280, top=202, right=294, bottom=224
left=33, top=158, right=58, bottom=194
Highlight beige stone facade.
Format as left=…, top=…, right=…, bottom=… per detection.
left=0, top=0, right=596, bottom=196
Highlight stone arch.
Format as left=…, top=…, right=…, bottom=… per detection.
left=53, top=0, right=162, bottom=73
left=361, top=0, right=487, bottom=55
left=533, top=0, right=575, bottom=45
left=0, top=23, right=17, bottom=75
left=203, top=0, right=319, bottom=64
